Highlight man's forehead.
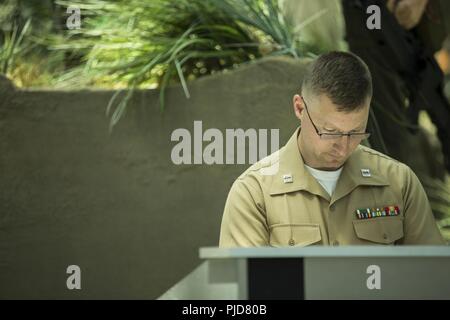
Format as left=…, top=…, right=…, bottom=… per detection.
left=322, top=118, right=366, bottom=131
left=314, top=105, right=369, bottom=131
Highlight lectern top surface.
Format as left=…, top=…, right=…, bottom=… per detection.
left=199, top=246, right=450, bottom=259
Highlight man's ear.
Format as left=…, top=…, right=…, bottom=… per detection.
left=293, top=94, right=304, bottom=121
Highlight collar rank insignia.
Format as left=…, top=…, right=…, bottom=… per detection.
left=361, top=168, right=371, bottom=177
left=356, top=205, right=400, bottom=220
left=283, top=174, right=293, bottom=184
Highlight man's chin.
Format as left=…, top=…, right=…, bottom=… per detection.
left=323, top=157, right=345, bottom=170
left=328, top=164, right=343, bottom=170
left=315, top=161, right=344, bottom=171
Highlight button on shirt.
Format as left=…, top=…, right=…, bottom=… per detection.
left=219, top=127, right=445, bottom=247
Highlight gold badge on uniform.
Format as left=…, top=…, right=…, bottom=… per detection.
left=355, top=205, right=400, bottom=219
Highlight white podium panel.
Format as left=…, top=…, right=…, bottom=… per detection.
left=160, top=246, right=450, bottom=300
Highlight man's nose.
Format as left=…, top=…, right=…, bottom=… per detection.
left=333, top=136, right=350, bottom=155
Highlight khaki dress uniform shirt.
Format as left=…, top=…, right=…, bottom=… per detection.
left=219, top=127, right=445, bottom=247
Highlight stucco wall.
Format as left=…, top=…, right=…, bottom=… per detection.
left=0, top=57, right=307, bottom=299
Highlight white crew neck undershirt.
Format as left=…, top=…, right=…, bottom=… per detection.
left=304, top=164, right=343, bottom=197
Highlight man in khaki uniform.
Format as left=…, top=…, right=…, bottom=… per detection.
left=219, top=51, right=445, bottom=247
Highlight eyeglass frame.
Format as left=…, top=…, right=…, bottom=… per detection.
left=301, top=96, right=371, bottom=142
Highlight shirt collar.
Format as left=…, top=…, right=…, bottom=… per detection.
left=269, top=127, right=390, bottom=203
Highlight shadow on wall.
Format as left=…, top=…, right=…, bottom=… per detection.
left=0, top=56, right=305, bottom=299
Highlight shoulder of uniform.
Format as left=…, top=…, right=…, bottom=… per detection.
left=358, top=145, right=399, bottom=162
left=236, top=148, right=282, bottom=181
left=357, top=145, right=412, bottom=178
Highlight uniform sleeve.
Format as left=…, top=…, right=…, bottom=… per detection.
left=400, top=165, right=446, bottom=245
left=219, top=176, right=270, bottom=247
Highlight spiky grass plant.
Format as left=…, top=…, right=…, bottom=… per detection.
left=1, top=19, right=32, bottom=75
left=53, top=0, right=311, bottom=130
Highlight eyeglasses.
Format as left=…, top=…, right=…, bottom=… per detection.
left=302, top=96, right=371, bottom=142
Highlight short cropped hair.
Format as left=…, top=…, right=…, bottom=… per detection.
left=301, top=51, right=372, bottom=112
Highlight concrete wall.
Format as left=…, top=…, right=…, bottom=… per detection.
left=0, top=57, right=307, bottom=299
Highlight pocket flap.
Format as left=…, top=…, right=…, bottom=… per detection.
left=269, top=224, right=322, bottom=247
left=353, top=217, right=404, bottom=244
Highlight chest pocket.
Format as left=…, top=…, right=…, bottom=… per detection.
left=269, top=223, right=322, bottom=247
left=352, top=217, right=404, bottom=244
